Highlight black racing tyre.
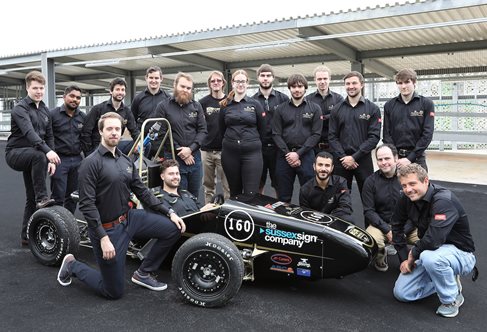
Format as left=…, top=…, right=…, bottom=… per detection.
left=172, top=233, right=244, bottom=308
left=27, top=206, right=80, bottom=266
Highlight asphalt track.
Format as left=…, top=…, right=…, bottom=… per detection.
left=1, top=141, right=485, bottom=331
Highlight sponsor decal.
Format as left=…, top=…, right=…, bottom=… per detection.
left=434, top=214, right=447, bottom=221
left=410, top=110, right=424, bottom=117
left=296, top=268, right=311, bottom=277
left=359, top=113, right=371, bottom=120
left=378, top=118, right=382, bottom=123
left=320, top=115, right=324, bottom=120
left=262, top=112, right=266, bottom=117
left=224, top=210, right=255, bottom=242
left=205, top=107, right=220, bottom=115
left=345, top=226, right=373, bottom=245
left=261, top=222, right=318, bottom=248
left=300, top=210, right=327, bottom=223
left=297, top=258, right=311, bottom=268
left=271, top=253, right=292, bottom=265
left=430, top=111, right=435, bottom=117
left=271, top=201, right=286, bottom=209
left=270, top=265, right=294, bottom=274
left=264, top=204, right=274, bottom=210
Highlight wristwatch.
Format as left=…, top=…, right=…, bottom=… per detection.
left=167, top=208, right=175, bottom=217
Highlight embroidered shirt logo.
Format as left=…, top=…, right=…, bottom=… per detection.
left=410, top=110, right=424, bottom=117
left=243, top=106, right=255, bottom=113
left=206, top=107, right=220, bottom=115
left=359, top=113, right=371, bottom=120
left=188, top=111, right=198, bottom=118
left=303, top=112, right=313, bottom=119
left=126, top=166, right=132, bottom=174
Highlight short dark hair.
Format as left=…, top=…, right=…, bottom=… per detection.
left=343, top=71, right=364, bottom=84
left=287, top=73, right=308, bottom=89
left=64, top=85, right=82, bottom=96
left=146, top=66, right=163, bottom=78
left=109, top=78, right=126, bottom=92
left=257, top=64, right=274, bottom=77
left=375, top=144, right=398, bottom=158
left=160, top=159, right=179, bottom=174
left=395, top=68, right=417, bottom=84
left=98, top=111, right=123, bottom=131
left=315, top=151, right=334, bottom=163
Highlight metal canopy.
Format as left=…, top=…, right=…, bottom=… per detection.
left=0, top=0, right=486, bottom=100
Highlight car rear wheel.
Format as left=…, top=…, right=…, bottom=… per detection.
left=172, top=233, right=244, bottom=307
left=27, top=206, right=80, bottom=266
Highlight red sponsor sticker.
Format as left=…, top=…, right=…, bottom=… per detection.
left=430, top=112, right=435, bottom=117
left=262, top=112, right=266, bottom=117
left=434, top=214, right=447, bottom=221
left=378, top=118, right=382, bottom=123
left=320, top=115, right=324, bottom=120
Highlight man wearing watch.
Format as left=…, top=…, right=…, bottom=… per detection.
left=56, top=112, right=185, bottom=299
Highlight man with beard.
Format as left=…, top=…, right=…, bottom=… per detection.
left=252, top=64, right=289, bottom=196
left=158, top=159, right=217, bottom=216
left=306, top=65, right=344, bottom=154
left=299, top=151, right=353, bottom=223
left=50, top=85, right=86, bottom=213
left=383, top=68, right=435, bottom=171
left=57, top=112, right=185, bottom=299
left=131, top=66, right=171, bottom=157
left=5, top=71, right=60, bottom=246
left=198, top=71, right=230, bottom=204
left=328, top=71, right=381, bottom=196
left=272, top=74, right=322, bottom=203
left=362, top=144, right=419, bottom=272
left=153, top=72, right=207, bottom=197
left=81, top=78, right=139, bottom=156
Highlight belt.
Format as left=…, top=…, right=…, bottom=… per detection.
left=102, top=213, right=127, bottom=230
left=318, top=142, right=329, bottom=150
left=398, top=148, right=412, bottom=157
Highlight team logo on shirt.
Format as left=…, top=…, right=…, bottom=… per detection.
left=188, top=111, right=198, bottom=118
left=123, top=119, right=128, bottom=125
left=410, top=110, right=424, bottom=117
left=302, top=112, right=313, bottom=119
left=77, top=123, right=83, bottom=129
left=206, top=107, right=220, bottom=115
left=327, top=197, right=335, bottom=204
left=328, top=104, right=335, bottom=110
left=243, top=106, right=255, bottom=113
left=359, top=113, right=371, bottom=120
left=126, top=166, right=132, bottom=174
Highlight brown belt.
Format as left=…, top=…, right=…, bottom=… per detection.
left=102, top=213, right=127, bottom=230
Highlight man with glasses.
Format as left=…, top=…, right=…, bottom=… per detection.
left=50, top=85, right=86, bottom=214
left=252, top=64, right=289, bottom=196
left=198, top=71, right=230, bottom=203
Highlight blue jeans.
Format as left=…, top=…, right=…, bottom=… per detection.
left=393, top=244, right=476, bottom=304
left=275, top=149, right=315, bottom=203
left=50, top=155, right=82, bottom=214
left=165, top=150, right=202, bottom=198
left=70, top=209, right=180, bottom=299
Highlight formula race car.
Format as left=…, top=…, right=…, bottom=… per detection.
left=26, top=118, right=377, bottom=307
left=27, top=193, right=377, bottom=307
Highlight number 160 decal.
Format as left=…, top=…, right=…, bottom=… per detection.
left=224, top=210, right=255, bottom=242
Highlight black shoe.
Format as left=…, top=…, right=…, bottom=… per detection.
left=36, top=198, right=55, bottom=209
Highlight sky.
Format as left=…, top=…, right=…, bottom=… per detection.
left=1, top=0, right=405, bottom=57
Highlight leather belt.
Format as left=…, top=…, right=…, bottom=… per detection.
left=102, top=213, right=127, bottom=230
left=398, top=149, right=412, bottom=157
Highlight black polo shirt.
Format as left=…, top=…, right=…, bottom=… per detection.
left=383, top=92, right=435, bottom=161
left=299, top=175, right=353, bottom=222
left=159, top=189, right=200, bottom=216
left=199, top=94, right=226, bottom=151
left=328, top=96, right=381, bottom=161
left=252, top=89, right=289, bottom=145
left=80, top=99, right=140, bottom=154
left=153, top=97, right=207, bottom=152
left=306, top=89, right=344, bottom=144
left=219, top=96, right=265, bottom=143
left=6, top=96, right=54, bottom=154
left=272, top=99, right=322, bottom=156
left=391, top=183, right=475, bottom=262
left=50, top=105, right=86, bottom=156
left=131, top=88, right=170, bottom=130
left=78, top=144, right=171, bottom=239
left=362, top=170, right=402, bottom=233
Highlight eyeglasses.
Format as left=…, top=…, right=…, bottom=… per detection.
left=233, top=80, right=247, bottom=85
left=210, top=79, right=223, bottom=83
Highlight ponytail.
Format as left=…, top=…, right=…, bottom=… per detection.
left=220, top=90, right=235, bottom=108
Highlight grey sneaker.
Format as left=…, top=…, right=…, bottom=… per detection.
left=131, top=270, right=167, bottom=291
left=57, top=254, right=75, bottom=286
left=436, top=302, right=460, bottom=318
left=455, top=275, right=464, bottom=307
left=373, top=255, right=388, bottom=272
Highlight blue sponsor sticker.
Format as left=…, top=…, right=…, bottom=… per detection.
left=296, top=268, right=311, bottom=277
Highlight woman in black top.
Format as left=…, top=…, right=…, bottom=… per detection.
left=219, top=70, right=265, bottom=196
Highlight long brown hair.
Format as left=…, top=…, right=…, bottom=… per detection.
left=219, top=69, right=249, bottom=108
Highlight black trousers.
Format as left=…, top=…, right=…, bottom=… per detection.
left=333, top=153, right=374, bottom=196
left=222, top=139, right=263, bottom=197
left=6, top=147, right=49, bottom=239
left=260, top=144, right=278, bottom=190
left=70, top=209, right=180, bottom=299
